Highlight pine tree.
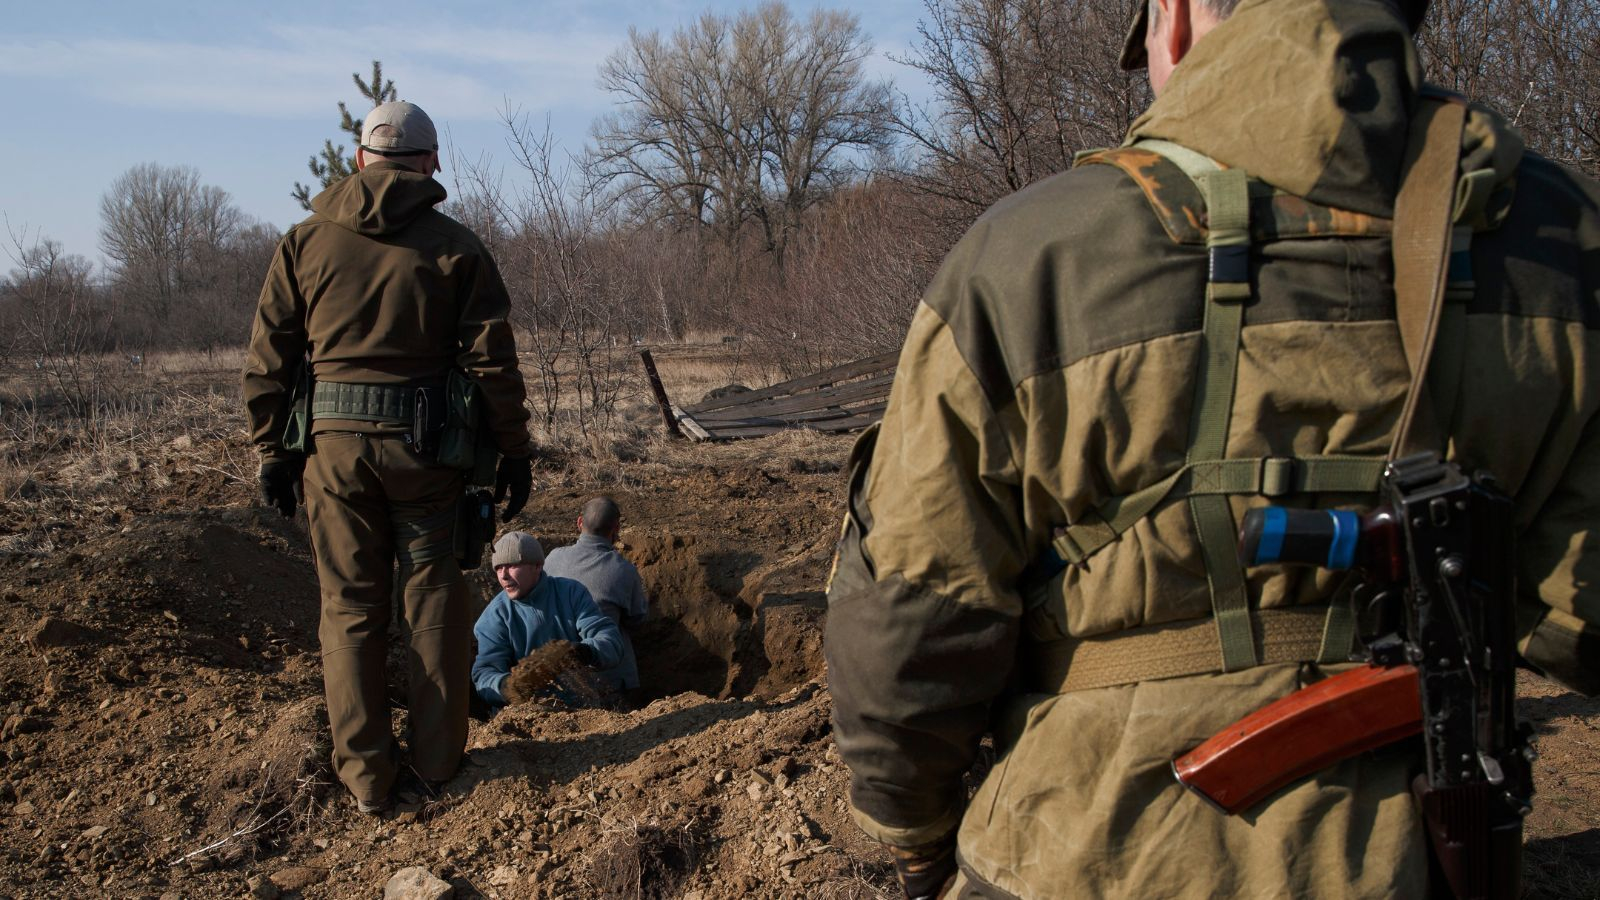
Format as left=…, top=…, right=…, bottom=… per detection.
left=291, top=61, right=399, bottom=210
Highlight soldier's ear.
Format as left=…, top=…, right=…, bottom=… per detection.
left=1163, top=0, right=1194, bottom=66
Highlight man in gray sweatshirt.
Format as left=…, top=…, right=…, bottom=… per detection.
left=542, top=497, right=650, bottom=692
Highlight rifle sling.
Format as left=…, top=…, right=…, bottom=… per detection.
left=1390, top=97, right=1468, bottom=459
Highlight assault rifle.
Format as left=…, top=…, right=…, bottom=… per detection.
left=1172, top=453, right=1533, bottom=900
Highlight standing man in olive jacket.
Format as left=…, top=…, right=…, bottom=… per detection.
left=825, top=0, right=1600, bottom=897
left=243, top=101, right=533, bottom=814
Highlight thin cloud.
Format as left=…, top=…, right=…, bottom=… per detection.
left=0, top=22, right=621, bottom=121
left=265, top=23, right=618, bottom=71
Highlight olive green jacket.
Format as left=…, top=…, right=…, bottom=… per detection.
left=825, top=1, right=1600, bottom=897
left=242, top=161, right=531, bottom=461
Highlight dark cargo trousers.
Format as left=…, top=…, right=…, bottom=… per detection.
left=304, top=432, right=471, bottom=804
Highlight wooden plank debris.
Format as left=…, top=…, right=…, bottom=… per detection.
left=639, top=349, right=897, bottom=441
left=637, top=349, right=683, bottom=438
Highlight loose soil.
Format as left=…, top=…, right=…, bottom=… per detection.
left=0, top=406, right=1595, bottom=898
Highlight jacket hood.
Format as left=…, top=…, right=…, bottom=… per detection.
left=1124, top=0, right=1519, bottom=218
left=310, top=161, right=447, bottom=236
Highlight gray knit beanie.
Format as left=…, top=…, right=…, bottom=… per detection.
left=491, top=532, right=545, bottom=567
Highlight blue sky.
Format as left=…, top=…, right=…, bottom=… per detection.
left=0, top=0, right=934, bottom=270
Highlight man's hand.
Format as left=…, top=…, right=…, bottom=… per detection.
left=500, top=640, right=580, bottom=705
left=495, top=455, right=532, bottom=522
left=258, top=456, right=306, bottom=518
left=890, top=837, right=957, bottom=900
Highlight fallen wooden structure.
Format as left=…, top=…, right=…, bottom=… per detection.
left=640, top=349, right=898, bottom=441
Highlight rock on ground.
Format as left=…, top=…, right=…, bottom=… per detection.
left=384, top=866, right=454, bottom=900
left=28, top=615, right=88, bottom=649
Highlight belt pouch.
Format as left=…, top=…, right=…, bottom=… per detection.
left=455, top=488, right=496, bottom=570
left=438, top=370, right=480, bottom=471
left=281, top=360, right=313, bottom=453
left=413, top=386, right=446, bottom=459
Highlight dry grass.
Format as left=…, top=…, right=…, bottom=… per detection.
left=0, top=340, right=864, bottom=524
left=0, top=380, right=249, bottom=502
left=517, top=339, right=861, bottom=490
left=0, top=348, right=255, bottom=560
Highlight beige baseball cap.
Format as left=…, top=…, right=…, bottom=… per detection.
left=492, top=532, right=545, bottom=567
left=360, top=101, right=439, bottom=155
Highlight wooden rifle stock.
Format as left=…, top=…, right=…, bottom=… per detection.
left=1172, top=664, right=1422, bottom=814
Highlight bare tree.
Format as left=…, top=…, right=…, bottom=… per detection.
left=590, top=2, right=894, bottom=262
left=187, top=220, right=282, bottom=357
left=99, top=163, right=247, bottom=349
left=591, top=21, right=731, bottom=234
left=2, top=231, right=115, bottom=416
left=460, top=111, right=645, bottom=443
left=893, top=0, right=1149, bottom=232
left=740, top=178, right=940, bottom=369
left=1419, top=0, right=1600, bottom=176
left=98, top=164, right=274, bottom=352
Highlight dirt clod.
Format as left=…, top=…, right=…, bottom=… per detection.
left=502, top=639, right=580, bottom=703
left=27, top=614, right=88, bottom=649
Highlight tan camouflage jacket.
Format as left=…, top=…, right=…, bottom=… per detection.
left=825, top=1, right=1600, bottom=897
left=242, top=161, right=531, bottom=461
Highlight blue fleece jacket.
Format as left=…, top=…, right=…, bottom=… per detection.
left=471, top=573, right=624, bottom=707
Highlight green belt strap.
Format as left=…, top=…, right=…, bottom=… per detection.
left=1023, top=605, right=1338, bottom=694
left=312, top=381, right=419, bottom=425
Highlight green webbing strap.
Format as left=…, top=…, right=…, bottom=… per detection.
left=1051, top=455, right=1386, bottom=564
left=1181, top=166, right=1258, bottom=671
left=312, top=382, right=417, bottom=424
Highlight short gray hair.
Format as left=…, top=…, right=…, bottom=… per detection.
left=581, top=496, right=621, bottom=535
left=1150, top=0, right=1242, bottom=27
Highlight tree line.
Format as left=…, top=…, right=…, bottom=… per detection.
left=3, top=0, right=1596, bottom=424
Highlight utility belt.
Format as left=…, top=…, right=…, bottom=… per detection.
left=1021, top=605, right=1337, bottom=694
left=282, top=369, right=500, bottom=569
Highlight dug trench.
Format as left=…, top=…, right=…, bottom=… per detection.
left=0, top=442, right=1596, bottom=899
left=0, top=450, right=896, bottom=899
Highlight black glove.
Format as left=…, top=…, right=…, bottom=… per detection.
left=495, top=455, right=532, bottom=522
left=890, top=837, right=957, bottom=900
left=573, top=642, right=596, bottom=667
left=258, top=456, right=306, bottom=518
